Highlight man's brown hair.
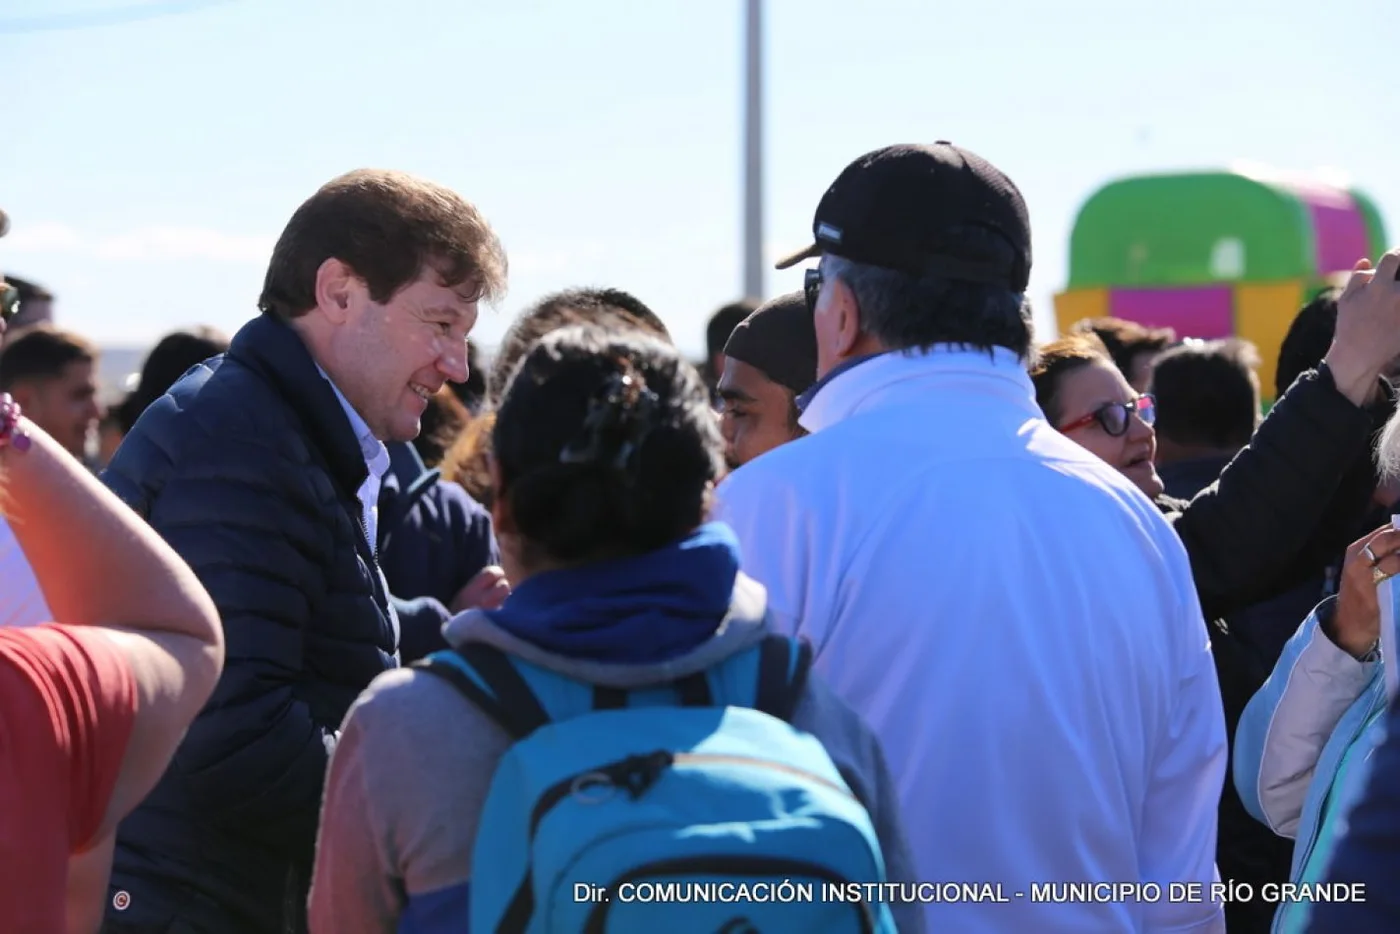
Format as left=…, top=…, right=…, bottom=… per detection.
left=1028, top=333, right=1113, bottom=425
left=257, top=168, right=508, bottom=320
left=1150, top=337, right=1260, bottom=450
left=1067, top=317, right=1175, bottom=381
left=0, top=324, right=98, bottom=391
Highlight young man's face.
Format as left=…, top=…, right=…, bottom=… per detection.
left=717, top=357, right=803, bottom=469
left=14, top=359, right=102, bottom=458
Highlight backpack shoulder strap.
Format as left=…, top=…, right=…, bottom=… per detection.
left=411, top=642, right=551, bottom=741
left=413, top=635, right=812, bottom=730
left=752, top=634, right=814, bottom=723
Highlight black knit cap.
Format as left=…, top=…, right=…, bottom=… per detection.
left=776, top=142, right=1031, bottom=292
left=722, top=290, right=817, bottom=395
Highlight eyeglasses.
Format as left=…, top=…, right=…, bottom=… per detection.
left=0, top=283, right=18, bottom=324
left=1058, top=394, right=1156, bottom=437
left=804, top=267, right=823, bottom=313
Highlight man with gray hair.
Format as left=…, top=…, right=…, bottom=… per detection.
left=715, top=143, right=1226, bottom=932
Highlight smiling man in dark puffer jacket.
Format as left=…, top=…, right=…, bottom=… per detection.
left=98, top=169, right=508, bottom=934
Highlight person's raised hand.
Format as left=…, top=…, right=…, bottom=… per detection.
left=1332, top=524, right=1400, bottom=659
left=1325, top=251, right=1400, bottom=406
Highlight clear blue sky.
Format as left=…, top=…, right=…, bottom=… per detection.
left=3, top=0, right=1394, bottom=380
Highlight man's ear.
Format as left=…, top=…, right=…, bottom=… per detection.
left=829, top=275, right=864, bottom=357
left=312, top=258, right=360, bottom=325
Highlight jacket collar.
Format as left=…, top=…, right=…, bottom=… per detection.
left=226, top=313, right=369, bottom=501
left=794, top=352, right=883, bottom=414
left=798, top=344, right=1038, bottom=434
left=316, top=361, right=391, bottom=484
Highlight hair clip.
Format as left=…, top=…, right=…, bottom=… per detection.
left=559, top=370, right=661, bottom=482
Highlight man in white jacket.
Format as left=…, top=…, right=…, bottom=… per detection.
left=714, top=142, right=1227, bottom=933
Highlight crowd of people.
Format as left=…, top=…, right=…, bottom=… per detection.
left=5, top=143, right=1400, bottom=934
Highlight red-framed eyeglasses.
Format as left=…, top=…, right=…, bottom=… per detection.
left=1058, top=394, right=1156, bottom=437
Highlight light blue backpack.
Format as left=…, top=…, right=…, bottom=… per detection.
left=415, top=634, right=897, bottom=933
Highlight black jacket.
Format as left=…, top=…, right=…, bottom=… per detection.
left=1154, top=363, right=1395, bottom=934
left=1158, top=364, right=1392, bottom=625
left=377, top=440, right=499, bottom=663
left=1159, top=453, right=1236, bottom=503
left=100, top=314, right=399, bottom=934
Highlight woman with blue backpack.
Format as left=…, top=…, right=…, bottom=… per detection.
left=308, top=323, right=920, bottom=934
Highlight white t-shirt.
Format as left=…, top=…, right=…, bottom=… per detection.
left=0, top=516, right=50, bottom=628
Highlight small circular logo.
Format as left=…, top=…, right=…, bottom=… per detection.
left=112, top=890, right=131, bottom=911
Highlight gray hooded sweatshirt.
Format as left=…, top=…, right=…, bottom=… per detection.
left=308, top=572, right=923, bottom=933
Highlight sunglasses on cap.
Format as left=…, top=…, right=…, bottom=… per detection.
left=0, top=282, right=19, bottom=325
left=1058, top=394, right=1156, bottom=437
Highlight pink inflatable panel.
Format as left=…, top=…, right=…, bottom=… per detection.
left=1301, top=193, right=1370, bottom=274
left=1109, top=286, right=1235, bottom=339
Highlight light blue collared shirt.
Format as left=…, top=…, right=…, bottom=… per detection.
left=315, top=364, right=391, bottom=552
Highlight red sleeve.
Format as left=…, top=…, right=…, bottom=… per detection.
left=0, top=624, right=138, bottom=851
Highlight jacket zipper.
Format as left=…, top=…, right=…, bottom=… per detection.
left=356, top=511, right=374, bottom=561
left=353, top=510, right=390, bottom=609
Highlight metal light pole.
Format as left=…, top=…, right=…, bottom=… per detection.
left=742, top=0, right=765, bottom=302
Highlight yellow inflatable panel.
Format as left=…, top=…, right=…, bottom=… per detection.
left=1052, top=288, right=1109, bottom=337
left=1234, top=280, right=1305, bottom=401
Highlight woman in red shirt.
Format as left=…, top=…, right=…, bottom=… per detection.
left=0, top=354, right=224, bottom=933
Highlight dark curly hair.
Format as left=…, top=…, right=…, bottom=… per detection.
left=493, top=324, right=722, bottom=566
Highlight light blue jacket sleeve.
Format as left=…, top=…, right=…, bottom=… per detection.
left=1233, top=597, right=1376, bottom=837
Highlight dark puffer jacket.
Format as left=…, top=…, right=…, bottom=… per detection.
left=378, top=441, right=499, bottom=663
left=99, top=313, right=398, bottom=934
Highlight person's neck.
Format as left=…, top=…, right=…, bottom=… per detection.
left=822, top=335, right=887, bottom=378
left=289, top=316, right=338, bottom=381
left=290, top=317, right=377, bottom=440
left=509, top=542, right=642, bottom=588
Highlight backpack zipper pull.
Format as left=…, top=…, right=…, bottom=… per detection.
left=611, top=750, right=674, bottom=800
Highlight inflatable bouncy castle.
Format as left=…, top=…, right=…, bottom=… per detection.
left=1054, top=169, right=1388, bottom=401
